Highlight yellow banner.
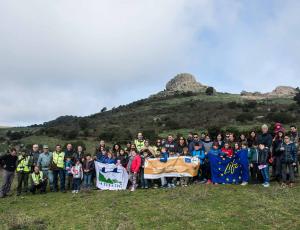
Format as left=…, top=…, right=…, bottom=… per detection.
left=144, top=156, right=200, bottom=179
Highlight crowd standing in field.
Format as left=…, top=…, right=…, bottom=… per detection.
left=0, top=123, right=299, bottom=197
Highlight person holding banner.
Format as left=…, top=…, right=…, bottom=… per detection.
left=180, top=147, right=191, bottom=186
left=191, top=143, right=205, bottom=183
left=208, top=142, right=226, bottom=184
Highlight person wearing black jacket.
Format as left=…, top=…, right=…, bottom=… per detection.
left=280, top=136, right=297, bottom=188
left=0, top=148, right=18, bottom=198
left=177, top=137, right=187, bottom=155
left=272, top=131, right=284, bottom=181
left=258, top=143, right=271, bottom=187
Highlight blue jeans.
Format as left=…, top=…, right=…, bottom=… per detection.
left=42, top=170, right=54, bottom=191
left=140, top=169, right=148, bottom=188
left=53, top=169, right=65, bottom=192
left=260, top=166, right=270, bottom=184
left=83, top=174, right=92, bottom=189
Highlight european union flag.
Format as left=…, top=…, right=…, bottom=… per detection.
left=208, top=152, right=245, bottom=184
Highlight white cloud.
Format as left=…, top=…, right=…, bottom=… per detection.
left=0, top=0, right=299, bottom=125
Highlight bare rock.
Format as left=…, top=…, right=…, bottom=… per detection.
left=165, top=73, right=208, bottom=93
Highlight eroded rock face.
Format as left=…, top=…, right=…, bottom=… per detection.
left=241, top=86, right=297, bottom=99
left=268, top=86, right=297, bottom=97
left=165, top=73, right=208, bottom=92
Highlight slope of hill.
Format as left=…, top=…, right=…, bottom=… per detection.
left=0, top=73, right=299, bottom=151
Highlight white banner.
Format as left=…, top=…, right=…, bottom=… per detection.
left=95, top=162, right=128, bottom=190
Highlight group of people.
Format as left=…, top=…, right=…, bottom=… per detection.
left=0, top=123, right=299, bottom=197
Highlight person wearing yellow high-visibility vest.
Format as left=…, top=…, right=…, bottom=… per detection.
left=16, top=150, right=32, bottom=196
left=134, top=132, right=145, bottom=153
left=51, top=144, right=65, bottom=192
left=30, top=166, right=47, bottom=194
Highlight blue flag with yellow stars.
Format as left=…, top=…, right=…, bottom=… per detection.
left=209, top=151, right=247, bottom=184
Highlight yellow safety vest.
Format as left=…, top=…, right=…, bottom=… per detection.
left=32, top=171, right=43, bottom=184
left=16, top=155, right=30, bottom=173
left=134, top=139, right=145, bottom=152
left=52, top=151, right=65, bottom=169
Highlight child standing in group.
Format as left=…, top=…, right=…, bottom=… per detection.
left=71, top=159, right=83, bottom=193
left=159, top=147, right=170, bottom=188
left=238, top=143, right=249, bottom=186
left=129, top=149, right=141, bottom=192
left=258, top=143, right=270, bottom=188
left=140, top=150, right=151, bottom=189
left=65, top=157, right=73, bottom=191
left=180, top=147, right=191, bottom=187
left=248, top=143, right=262, bottom=184
left=82, top=154, right=95, bottom=190
left=191, top=143, right=206, bottom=183
left=221, top=142, right=233, bottom=158
left=280, top=135, right=297, bottom=188
left=168, top=148, right=179, bottom=187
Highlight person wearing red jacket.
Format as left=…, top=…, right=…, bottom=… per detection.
left=129, top=149, right=141, bottom=192
left=221, top=142, right=233, bottom=158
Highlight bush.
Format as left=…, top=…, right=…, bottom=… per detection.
left=227, top=102, right=241, bottom=109
left=205, top=87, right=215, bottom=96
left=63, top=130, right=78, bottom=140
left=142, top=129, right=158, bottom=142
left=236, top=113, right=254, bottom=122
left=245, top=101, right=257, bottom=109
left=78, top=119, right=89, bottom=130
left=294, top=91, right=300, bottom=105
left=266, top=112, right=294, bottom=124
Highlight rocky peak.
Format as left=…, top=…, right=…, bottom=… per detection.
left=165, top=73, right=208, bottom=93
left=268, top=86, right=297, bottom=97
left=150, top=73, right=211, bottom=98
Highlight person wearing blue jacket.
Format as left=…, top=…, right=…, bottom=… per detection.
left=191, top=143, right=206, bottom=183
left=102, top=152, right=117, bottom=164
left=236, top=143, right=249, bottom=186
left=191, top=143, right=206, bottom=165
left=160, top=147, right=173, bottom=188
left=208, top=142, right=225, bottom=184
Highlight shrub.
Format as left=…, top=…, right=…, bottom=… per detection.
left=78, top=119, right=89, bottom=130
left=294, top=91, right=300, bottom=105
left=266, top=112, right=294, bottom=124
left=205, top=87, right=215, bottom=96
left=236, top=113, right=254, bottom=122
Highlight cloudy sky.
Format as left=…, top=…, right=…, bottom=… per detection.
left=0, top=0, right=299, bottom=126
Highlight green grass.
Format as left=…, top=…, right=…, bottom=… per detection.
left=0, top=177, right=300, bottom=230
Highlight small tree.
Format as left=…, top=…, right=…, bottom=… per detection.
left=101, top=107, right=107, bottom=113
left=205, top=87, right=215, bottom=96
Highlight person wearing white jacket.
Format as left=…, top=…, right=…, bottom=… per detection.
left=71, top=159, right=83, bottom=194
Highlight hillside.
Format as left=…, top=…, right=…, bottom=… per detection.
left=0, top=73, right=299, bottom=152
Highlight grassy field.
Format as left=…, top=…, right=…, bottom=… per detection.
left=0, top=175, right=299, bottom=230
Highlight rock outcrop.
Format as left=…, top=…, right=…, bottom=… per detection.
left=241, top=86, right=297, bottom=99
left=150, top=73, right=211, bottom=98
left=165, top=73, right=208, bottom=93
